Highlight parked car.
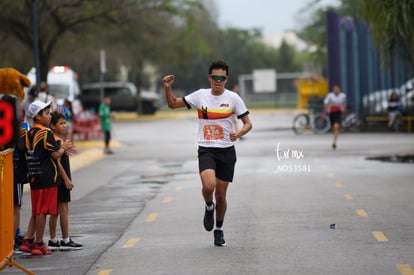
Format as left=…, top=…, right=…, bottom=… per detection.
left=139, top=90, right=162, bottom=114
left=80, top=82, right=161, bottom=114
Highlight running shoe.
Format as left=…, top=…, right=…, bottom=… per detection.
left=214, top=230, right=227, bottom=247
left=47, top=240, right=60, bottom=251
left=203, top=203, right=214, bottom=231
left=14, top=235, right=24, bottom=246
left=31, top=242, right=52, bottom=255
left=19, top=239, right=33, bottom=253
left=104, top=149, right=114, bottom=154
left=60, top=238, right=83, bottom=250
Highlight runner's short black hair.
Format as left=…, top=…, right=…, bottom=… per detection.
left=209, top=60, right=229, bottom=76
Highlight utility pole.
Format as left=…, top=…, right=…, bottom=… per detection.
left=100, top=49, right=106, bottom=102
left=32, top=0, right=40, bottom=85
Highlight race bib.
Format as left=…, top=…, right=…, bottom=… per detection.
left=203, top=124, right=224, bottom=140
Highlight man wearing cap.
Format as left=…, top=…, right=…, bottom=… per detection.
left=19, top=100, right=74, bottom=255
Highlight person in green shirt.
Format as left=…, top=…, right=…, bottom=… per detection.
left=99, top=96, right=114, bottom=154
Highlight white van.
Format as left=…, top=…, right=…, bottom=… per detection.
left=27, top=66, right=82, bottom=115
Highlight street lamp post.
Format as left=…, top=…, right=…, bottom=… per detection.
left=32, top=0, right=40, bottom=85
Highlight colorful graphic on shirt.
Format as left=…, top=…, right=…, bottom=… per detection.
left=197, top=107, right=234, bottom=120
left=184, top=88, right=249, bottom=148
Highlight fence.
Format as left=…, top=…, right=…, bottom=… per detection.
left=238, top=72, right=303, bottom=108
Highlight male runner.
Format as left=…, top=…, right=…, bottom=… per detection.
left=162, top=60, right=252, bottom=246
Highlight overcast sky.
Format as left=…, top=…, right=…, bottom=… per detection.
left=215, top=0, right=340, bottom=35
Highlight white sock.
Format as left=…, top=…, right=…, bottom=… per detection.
left=205, top=203, right=214, bottom=211
left=50, top=238, right=58, bottom=243
left=62, top=237, right=70, bottom=243
left=214, top=226, right=223, bottom=231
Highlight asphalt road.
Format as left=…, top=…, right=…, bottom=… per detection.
left=3, top=110, right=414, bottom=275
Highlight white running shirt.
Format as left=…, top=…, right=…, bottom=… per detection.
left=324, top=92, right=346, bottom=112
left=184, top=88, right=249, bottom=148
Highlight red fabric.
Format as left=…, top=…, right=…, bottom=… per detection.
left=330, top=105, right=342, bottom=112
left=31, top=187, right=58, bottom=216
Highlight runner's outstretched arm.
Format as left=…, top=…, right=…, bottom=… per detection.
left=162, top=75, right=186, bottom=109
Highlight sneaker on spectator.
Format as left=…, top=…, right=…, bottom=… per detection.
left=104, top=149, right=114, bottom=154
left=31, top=242, right=52, bottom=255
left=15, top=235, right=24, bottom=246
left=60, top=238, right=83, bottom=250
left=47, top=240, right=60, bottom=251
left=19, top=239, right=34, bottom=253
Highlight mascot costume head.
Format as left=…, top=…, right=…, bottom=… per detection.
left=0, top=68, right=31, bottom=148
left=0, top=68, right=31, bottom=100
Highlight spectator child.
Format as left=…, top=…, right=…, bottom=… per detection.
left=13, top=121, right=29, bottom=250
left=48, top=111, right=82, bottom=250
left=19, top=100, right=73, bottom=255
left=61, top=99, right=74, bottom=142
left=99, top=96, right=114, bottom=154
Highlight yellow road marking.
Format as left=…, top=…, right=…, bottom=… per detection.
left=75, top=140, right=123, bottom=148
left=146, top=213, right=158, bottom=222
left=98, top=270, right=112, bottom=275
left=162, top=197, right=173, bottom=203
left=397, top=264, right=414, bottom=275
left=320, top=164, right=328, bottom=169
left=70, top=148, right=105, bottom=172
left=336, top=182, right=343, bottom=188
left=122, top=238, right=140, bottom=248
left=327, top=172, right=335, bottom=178
left=344, top=194, right=353, bottom=200
left=356, top=209, right=368, bottom=217
left=176, top=186, right=183, bottom=190
left=372, top=231, right=388, bottom=242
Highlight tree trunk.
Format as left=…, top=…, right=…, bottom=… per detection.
left=39, top=47, right=49, bottom=82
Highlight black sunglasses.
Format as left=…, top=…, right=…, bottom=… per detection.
left=210, top=75, right=227, bottom=82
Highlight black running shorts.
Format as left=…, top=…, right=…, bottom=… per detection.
left=14, top=183, right=23, bottom=206
left=57, top=183, right=71, bottom=203
left=329, top=111, right=342, bottom=125
left=198, top=146, right=237, bottom=182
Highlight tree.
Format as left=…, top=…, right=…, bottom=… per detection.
left=277, top=40, right=299, bottom=73
left=86, top=0, right=211, bottom=91
left=0, top=0, right=211, bottom=87
left=0, top=0, right=123, bottom=81
left=357, top=0, right=414, bottom=67
left=297, top=1, right=338, bottom=76
left=299, top=0, right=414, bottom=73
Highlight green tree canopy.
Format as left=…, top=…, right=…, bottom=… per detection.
left=357, top=0, right=414, bottom=67
left=0, top=0, right=210, bottom=84
left=0, top=0, right=124, bottom=80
